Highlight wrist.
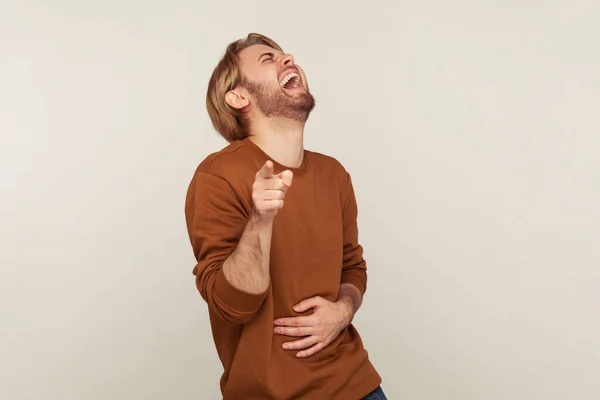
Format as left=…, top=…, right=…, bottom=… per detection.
left=249, top=210, right=275, bottom=228
left=336, top=296, right=355, bottom=327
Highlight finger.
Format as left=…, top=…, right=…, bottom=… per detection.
left=260, top=199, right=284, bottom=210
left=296, top=341, right=326, bottom=358
left=262, top=189, right=285, bottom=201
left=294, top=296, right=324, bottom=312
left=282, top=336, right=318, bottom=351
left=257, top=160, right=274, bottom=179
left=273, top=316, right=315, bottom=327
left=278, top=170, right=294, bottom=187
left=264, top=178, right=286, bottom=191
left=274, top=325, right=314, bottom=337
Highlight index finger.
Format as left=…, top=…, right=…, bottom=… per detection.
left=274, top=316, right=315, bottom=327
left=258, top=160, right=274, bottom=179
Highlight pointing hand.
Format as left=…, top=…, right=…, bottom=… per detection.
left=252, top=160, right=293, bottom=220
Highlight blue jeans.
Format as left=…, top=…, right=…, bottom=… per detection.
left=362, top=386, right=387, bottom=400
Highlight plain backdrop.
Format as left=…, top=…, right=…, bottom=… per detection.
left=1, top=1, right=599, bottom=399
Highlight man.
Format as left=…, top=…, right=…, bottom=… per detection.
left=185, top=33, right=386, bottom=400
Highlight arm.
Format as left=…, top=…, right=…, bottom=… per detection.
left=222, top=212, right=273, bottom=294
left=336, top=283, right=362, bottom=326
left=338, top=172, right=368, bottom=323
left=185, top=161, right=291, bottom=324
left=224, top=160, right=292, bottom=294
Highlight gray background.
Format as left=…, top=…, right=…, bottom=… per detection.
left=1, top=0, right=599, bottom=399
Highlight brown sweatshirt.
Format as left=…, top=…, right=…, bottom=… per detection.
left=184, top=138, right=381, bottom=399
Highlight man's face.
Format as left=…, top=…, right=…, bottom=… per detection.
left=236, top=44, right=315, bottom=122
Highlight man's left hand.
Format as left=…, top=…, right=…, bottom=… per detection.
left=273, top=296, right=353, bottom=358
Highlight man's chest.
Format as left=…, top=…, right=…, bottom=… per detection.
left=268, top=180, right=344, bottom=289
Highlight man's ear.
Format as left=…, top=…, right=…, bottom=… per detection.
left=225, top=87, right=249, bottom=110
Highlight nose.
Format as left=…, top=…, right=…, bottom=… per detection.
left=280, top=53, right=294, bottom=66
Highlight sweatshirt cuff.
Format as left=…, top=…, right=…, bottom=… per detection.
left=214, top=266, right=268, bottom=317
left=341, top=272, right=367, bottom=296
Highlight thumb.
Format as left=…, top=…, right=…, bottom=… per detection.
left=279, top=170, right=294, bottom=188
left=294, top=296, right=323, bottom=312
left=258, top=160, right=274, bottom=179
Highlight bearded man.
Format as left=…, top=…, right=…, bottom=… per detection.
left=184, top=33, right=386, bottom=400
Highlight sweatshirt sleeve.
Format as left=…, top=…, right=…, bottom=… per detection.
left=185, top=171, right=267, bottom=324
left=340, top=172, right=368, bottom=296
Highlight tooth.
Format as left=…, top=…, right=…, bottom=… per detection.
left=280, top=72, right=300, bottom=88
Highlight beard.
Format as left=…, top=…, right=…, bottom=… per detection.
left=242, top=78, right=315, bottom=122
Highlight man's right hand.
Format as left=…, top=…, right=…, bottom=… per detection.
left=220, top=160, right=291, bottom=298
left=252, top=160, right=293, bottom=220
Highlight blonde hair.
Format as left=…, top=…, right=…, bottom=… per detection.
left=206, top=33, right=283, bottom=142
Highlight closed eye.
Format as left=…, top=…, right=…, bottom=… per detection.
left=258, top=52, right=277, bottom=63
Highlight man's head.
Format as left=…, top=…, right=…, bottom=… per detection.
left=206, top=33, right=315, bottom=142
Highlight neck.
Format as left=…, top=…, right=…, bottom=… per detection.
left=248, top=116, right=305, bottom=168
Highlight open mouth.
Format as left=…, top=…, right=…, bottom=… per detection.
left=279, top=71, right=301, bottom=90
